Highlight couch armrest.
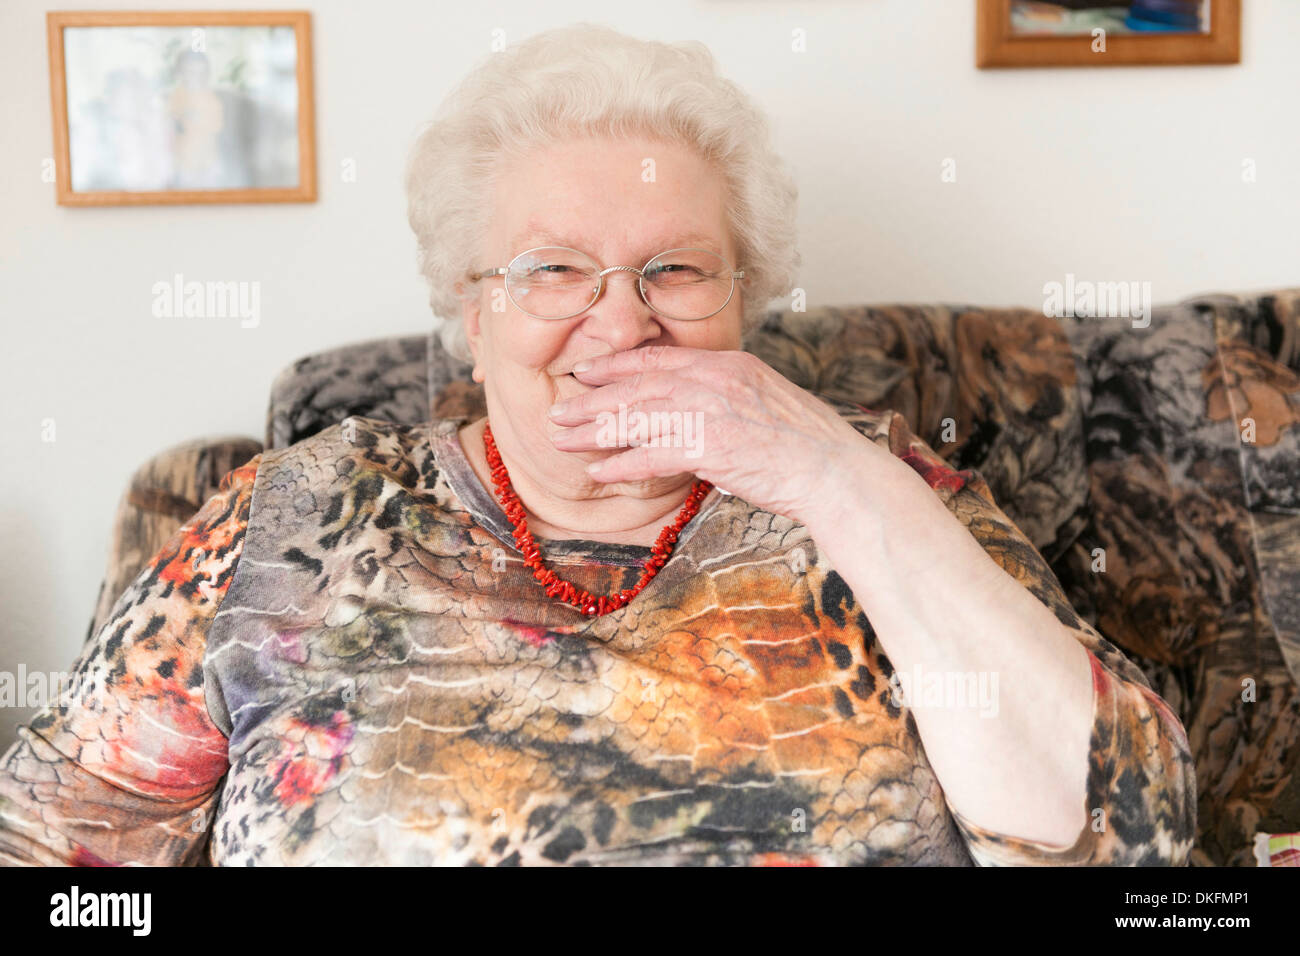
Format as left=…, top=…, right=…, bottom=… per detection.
left=87, top=437, right=263, bottom=644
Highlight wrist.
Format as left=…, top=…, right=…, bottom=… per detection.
left=795, top=435, right=916, bottom=531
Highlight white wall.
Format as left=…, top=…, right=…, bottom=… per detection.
left=2, top=0, right=1297, bottom=749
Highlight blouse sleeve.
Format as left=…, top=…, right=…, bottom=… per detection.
left=0, top=455, right=260, bottom=866
left=869, top=407, right=1198, bottom=866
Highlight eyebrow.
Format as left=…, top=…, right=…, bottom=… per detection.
left=507, top=225, right=725, bottom=259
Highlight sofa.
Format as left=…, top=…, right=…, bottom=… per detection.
left=84, top=288, right=1300, bottom=867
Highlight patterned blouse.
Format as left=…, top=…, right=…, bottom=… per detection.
left=0, top=401, right=1196, bottom=866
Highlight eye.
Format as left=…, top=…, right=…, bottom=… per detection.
left=645, top=263, right=708, bottom=286
left=518, top=264, right=572, bottom=279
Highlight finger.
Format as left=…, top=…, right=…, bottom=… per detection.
left=552, top=399, right=711, bottom=457
left=584, top=441, right=697, bottom=484
left=569, top=344, right=710, bottom=386
left=548, top=369, right=688, bottom=425
left=550, top=419, right=615, bottom=452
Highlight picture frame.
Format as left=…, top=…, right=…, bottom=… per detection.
left=46, top=10, right=317, bottom=205
left=976, top=0, right=1241, bottom=68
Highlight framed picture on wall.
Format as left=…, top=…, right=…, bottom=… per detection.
left=46, top=10, right=316, bottom=205
left=977, top=0, right=1241, bottom=67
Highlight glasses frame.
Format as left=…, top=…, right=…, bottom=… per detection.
left=466, top=245, right=745, bottom=321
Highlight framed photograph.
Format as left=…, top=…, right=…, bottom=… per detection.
left=977, top=0, right=1241, bottom=68
left=46, top=10, right=316, bottom=205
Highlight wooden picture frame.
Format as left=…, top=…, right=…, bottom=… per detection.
left=47, top=10, right=316, bottom=205
left=976, top=0, right=1240, bottom=68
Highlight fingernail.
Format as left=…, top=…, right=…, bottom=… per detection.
left=548, top=403, right=564, bottom=418
left=585, top=460, right=603, bottom=474
left=572, top=360, right=592, bottom=373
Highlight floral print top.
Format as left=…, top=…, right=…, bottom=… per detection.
left=0, top=401, right=1196, bottom=865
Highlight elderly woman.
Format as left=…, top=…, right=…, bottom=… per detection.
left=0, top=24, right=1193, bottom=867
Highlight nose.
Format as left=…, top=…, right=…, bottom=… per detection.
left=580, top=269, right=663, bottom=351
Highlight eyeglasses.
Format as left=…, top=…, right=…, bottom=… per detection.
left=466, top=245, right=745, bottom=321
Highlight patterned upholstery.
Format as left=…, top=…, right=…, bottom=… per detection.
left=264, top=333, right=431, bottom=451
left=1054, top=291, right=1300, bottom=866
left=87, top=290, right=1300, bottom=866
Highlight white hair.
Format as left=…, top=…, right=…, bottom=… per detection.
left=404, top=22, right=800, bottom=363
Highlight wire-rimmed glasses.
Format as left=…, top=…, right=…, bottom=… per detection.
left=467, top=245, right=745, bottom=321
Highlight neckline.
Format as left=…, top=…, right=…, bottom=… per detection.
left=427, top=417, right=723, bottom=568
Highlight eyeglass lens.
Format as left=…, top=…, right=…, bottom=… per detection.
left=505, top=247, right=735, bottom=320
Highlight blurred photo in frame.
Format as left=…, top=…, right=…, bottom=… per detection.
left=46, top=10, right=317, bottom=205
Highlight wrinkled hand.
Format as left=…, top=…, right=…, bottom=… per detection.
left=546, top=345, right=885, bottom=525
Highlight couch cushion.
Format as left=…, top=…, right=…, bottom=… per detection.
left=741, top=304, right=1088, bottom=559
left=266, top=333, right=431, bottom=449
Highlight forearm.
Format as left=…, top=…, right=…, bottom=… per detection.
left=803, top=440, right=1094, bottom=847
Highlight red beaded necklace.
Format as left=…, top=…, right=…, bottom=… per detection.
left=483, top=422, right=712, bottom=616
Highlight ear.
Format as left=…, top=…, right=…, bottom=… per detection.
left=455, top=277, right=484, bottom=379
